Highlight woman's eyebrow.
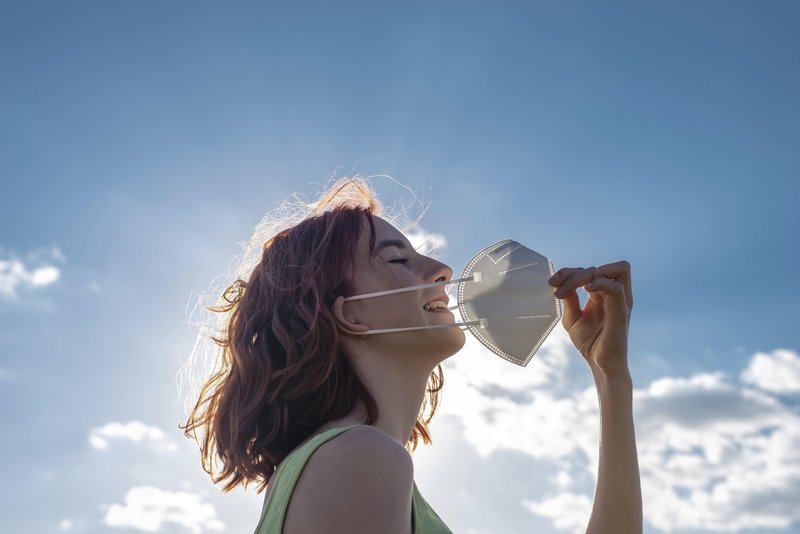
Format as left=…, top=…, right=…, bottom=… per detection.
left=375, top=239, right=407, bottom=252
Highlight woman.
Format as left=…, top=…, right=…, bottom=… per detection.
left=180, top=177, right=642, bottom=533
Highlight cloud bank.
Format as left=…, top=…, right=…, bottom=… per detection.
left=101, top=486, right=225, bottom=534
left=88, top=421, right=178, bottom=453
left=413, top=327, right=800, bottom=533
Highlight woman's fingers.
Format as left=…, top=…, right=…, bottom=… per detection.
left=549, top=267, right=595, bottom=296
left=585, top=277, right=629, bottom=318
left=548, top=267, right=591, bottom=328
left=548, top=261, right=634, bottom=374
left=550, top=261, right=633, bottom=311
left=557, top=281, right=584, bottom=330
left=595, top=260, right=633, bottom=311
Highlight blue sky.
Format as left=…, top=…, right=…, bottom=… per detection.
left=1, top=2, right=799, bottom=533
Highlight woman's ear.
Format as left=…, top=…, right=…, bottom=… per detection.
left=332, top=296, right=370, bottom=335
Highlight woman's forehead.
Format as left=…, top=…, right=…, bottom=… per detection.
left=372, top=216, right=403, bottom=239
left=360, top=216, right=411, bottom=251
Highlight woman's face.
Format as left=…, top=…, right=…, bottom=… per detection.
left=340, top=215, right=466, bottom=361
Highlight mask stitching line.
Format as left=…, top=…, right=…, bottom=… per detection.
left=497, top=261, right=539, bottom=275
left=488, top=243, right=522, bottom=264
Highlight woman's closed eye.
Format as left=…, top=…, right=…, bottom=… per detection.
left=388, top=258, right=409, bottom=264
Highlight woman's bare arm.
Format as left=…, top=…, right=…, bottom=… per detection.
left=548, top=262, right=641, bottom=533
left=585, top=369, right=642, bottom=534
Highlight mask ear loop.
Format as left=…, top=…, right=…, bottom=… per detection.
left=342, top=274, right=475, bottom=302
left=341, top=273, right=486, bottom=335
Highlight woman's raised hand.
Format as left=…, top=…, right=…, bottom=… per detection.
left=548, top=261, right=634, bottom=378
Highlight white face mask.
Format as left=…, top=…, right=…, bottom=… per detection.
left=342, top=239, right=562, bottom=367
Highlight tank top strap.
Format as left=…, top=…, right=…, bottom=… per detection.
left=255, top=423, right=452, bottom=533
left=254, top=423, right=363, bottom=534
left=411, top=480, right=454, bottom=533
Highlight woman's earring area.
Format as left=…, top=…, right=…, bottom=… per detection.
left=332, top=296, right=369, bottom=334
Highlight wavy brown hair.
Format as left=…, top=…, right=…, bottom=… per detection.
left=179, top=177, right=445, bottom=493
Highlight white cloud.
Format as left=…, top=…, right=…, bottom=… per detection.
left=102, top=486, right=225, bottom=533
left=634, top=369, right=800, bottom=532
left=0, top=252, right=61, bottom=301
left=57, top=518, right=73, bottom=531
left=405, top=227, right=448, bottom=257
left=88, top=421, right=178, bottom=453
left=416, top=333, right=800, bottom=533
left=30, top=265, right=60, bottom=286
left=50, top=245, right=67, bottom=262
left=550, top=471, right=573, bottom=490
left=740, top=348, right=800, bottom=394
left=522, top=492, right=592, bottom=533
left=437, top=327, right=597, bottom=462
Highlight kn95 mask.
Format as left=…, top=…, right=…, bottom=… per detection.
left=342, top=239, right=562, bottom=367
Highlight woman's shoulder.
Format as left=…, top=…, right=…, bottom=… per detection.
left=321, top=423, right=410, bottom=456
left=282, top=424, right=414, bottom=532
left=303, top=423, right=414, bottom=485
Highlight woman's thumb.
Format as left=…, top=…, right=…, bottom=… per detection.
left=559, top=289, right=582, bottom=331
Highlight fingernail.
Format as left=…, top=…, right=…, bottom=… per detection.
left=549, top=274, right=558, bottom=282
left=554, top=287, right=564, bottom=297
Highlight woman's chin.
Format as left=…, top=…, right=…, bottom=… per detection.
left=440, top=327, right=466, bottom=359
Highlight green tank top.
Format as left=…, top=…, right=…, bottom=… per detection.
left=253, top=424, right=452, bottom=534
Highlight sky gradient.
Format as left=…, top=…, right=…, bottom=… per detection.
left=2, top=1, right=799, bottom=533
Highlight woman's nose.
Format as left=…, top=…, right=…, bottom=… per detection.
left=428, top=258, right=453, bottom=283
